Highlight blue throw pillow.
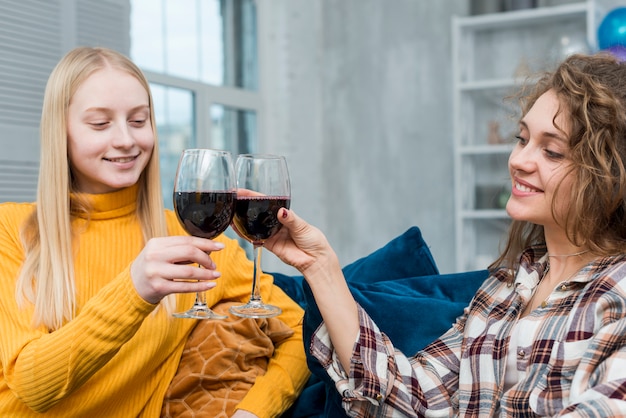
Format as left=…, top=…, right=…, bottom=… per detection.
left=341, top=226, right=439, bottom=283
left=327, top=270, right=487, bottom=354
left=272, top=226, right=440, bottom=309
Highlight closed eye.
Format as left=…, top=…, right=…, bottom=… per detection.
left=515, top=135, right=528, bottom=146
left=544, top=149, right=565, bottom=160
left=129, top=119, right=147, bottom=127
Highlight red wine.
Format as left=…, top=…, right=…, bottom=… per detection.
left=233, top=196, right=290, bottom=245
left=174, top=191, right=236, bottom=239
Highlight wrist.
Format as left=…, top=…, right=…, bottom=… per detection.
left=302, top=253, right=343, bottom=289
left=304, top=248, right=340, bottom=271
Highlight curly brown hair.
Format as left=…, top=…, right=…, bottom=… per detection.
left=492, top=53, right=626, bottom=279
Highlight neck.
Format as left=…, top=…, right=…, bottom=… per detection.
left=547, top=249, right=589, bottom=258
left=543, top=249, right=593, bottom=285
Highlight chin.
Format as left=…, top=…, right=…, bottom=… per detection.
left=504, top=205, right=526, bottom=222
left=107, top=178, right=141, bottom=191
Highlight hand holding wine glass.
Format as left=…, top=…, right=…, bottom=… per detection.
left=230, top=154, right=291, bottom=318
left=172, top=148, right=236, bottom=319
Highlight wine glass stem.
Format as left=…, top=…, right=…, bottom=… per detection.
left=251, top=244, right=263, bottom=303
left=194, top=290, right=207, bottom=307
left=194, top=264, right=208, bottom=307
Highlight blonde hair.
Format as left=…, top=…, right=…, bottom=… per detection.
left=17, top=47, right=169, bottom=330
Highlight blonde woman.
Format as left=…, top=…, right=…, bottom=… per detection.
left=0, top=47, right=308, bottom=417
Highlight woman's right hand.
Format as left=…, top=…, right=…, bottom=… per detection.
left=130, top=236, right=225, bottom=304
left=264, top=208, right=342, bottom=278
left=265, top=208, right=360, bottom=370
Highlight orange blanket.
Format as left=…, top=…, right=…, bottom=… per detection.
left=161, top=301, right=295, bottom=417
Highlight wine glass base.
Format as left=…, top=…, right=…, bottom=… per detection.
left=229, top=302, right=282, bottom=318
left=173, top=306, right=228, bottom=320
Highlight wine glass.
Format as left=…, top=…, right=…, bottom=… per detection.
left=230, top=154, right=291, bottom=318
left=172, top=148, right=236, bottom=319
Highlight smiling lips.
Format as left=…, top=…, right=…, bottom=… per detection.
left=104, top=155, right=137, bottom=163
left=514, top=179, right=542, bottom=194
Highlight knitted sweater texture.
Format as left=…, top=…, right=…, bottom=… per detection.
left=0, top=186, right=308, bottom=417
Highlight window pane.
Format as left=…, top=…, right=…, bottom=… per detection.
left=211, top=105, right=256, bottom=155
left=152, top=84, right=195, bottom=209
left=164, top=0, right=200, bottom=80
left=223, top=0, right=258, bottom=89
left=200, top=0, right=226, bottom=85
left=130, top=0, right=165, bottom=73
left=130, top=0, right=257, bottom=89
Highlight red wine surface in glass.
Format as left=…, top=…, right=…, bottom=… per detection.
left=174, top=191, right=236, bottom=239
left=233, top=196, right=291, bottom=244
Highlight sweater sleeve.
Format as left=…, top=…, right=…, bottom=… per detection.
left=0, top=204, right=156, bottom=412
left=211, top=234, right=311, bottom=418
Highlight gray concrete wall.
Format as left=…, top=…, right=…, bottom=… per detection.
left=261, top=0, right=469, bottom=274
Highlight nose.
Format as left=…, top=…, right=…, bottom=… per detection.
left=508, top=142, right=536, bottom=174
left=111, top=121, right=135, bottom=149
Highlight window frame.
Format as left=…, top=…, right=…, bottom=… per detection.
left=143, top=70, right=262, bottom=152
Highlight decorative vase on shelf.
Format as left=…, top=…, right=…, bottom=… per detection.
left=487, top=121, right=505, bottom=145
left=549, top=32, right=590, bottom=67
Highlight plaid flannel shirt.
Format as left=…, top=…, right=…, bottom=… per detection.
left=311, top=247, right=626, bottom=417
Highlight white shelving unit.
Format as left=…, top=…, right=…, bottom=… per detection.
left=452, top=0, right=622, bottom=272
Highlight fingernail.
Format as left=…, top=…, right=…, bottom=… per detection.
left=282, top=209, right=288, bottom=219
left=214, top=242, right=225, bottom=249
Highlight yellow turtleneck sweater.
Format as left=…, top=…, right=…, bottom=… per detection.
left=0, top=186, right=309, bottom=417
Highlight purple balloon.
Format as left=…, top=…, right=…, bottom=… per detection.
left=607, top=45, right=626, bottom=61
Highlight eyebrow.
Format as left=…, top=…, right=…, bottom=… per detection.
left=84, top=104, right=150, bottom=113
left=519, top=120, right=568, bottom=144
